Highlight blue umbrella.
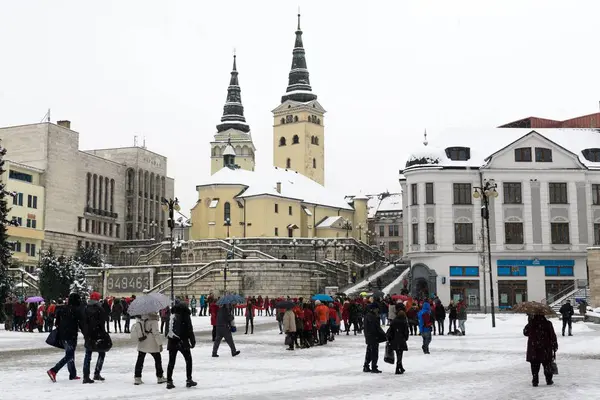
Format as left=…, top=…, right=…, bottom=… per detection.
left=312, top=294, right=333, bottom=302
left=217, top=294, right=245, bottom=306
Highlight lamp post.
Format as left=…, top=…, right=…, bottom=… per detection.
left=224, top=239, right=237, bottom=294
left=357, top=224, right=364, bottom=241
left=161, top=197, right=180, bottom=304
left=127, top=248, right=134, bottom=265
left=311, top=239, right=324, bottom=261
left=330, top=239, right=337, bottom=260
left=224, top=217, right=231, bottom=238
left=290, top=238, right=298, bottom=259
left=341, top=219, right=352, bottom=238
left=473, top=180, right=498, bottom=328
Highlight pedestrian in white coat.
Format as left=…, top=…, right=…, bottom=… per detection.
left=131, top=313, right=167, bottom=385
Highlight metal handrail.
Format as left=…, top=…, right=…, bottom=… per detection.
left=541, top=283, right=575, bottom=305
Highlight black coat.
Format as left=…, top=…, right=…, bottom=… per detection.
left=559, top=303, right=574, bottom=319
left=167, top=303, right=195, bottom=351
left=448, top=304, right=458, bottom=319
left=364, top=311, right=386, bottom=345
left=83, top=302, right=112, bottom=352
left=387, top=315, right=409, bottom=351
left=101, top=301, right=111, bottom=321
left=435, top=303, right=446, bottom=320
left=55, top=295, right=84, bottom=342
left=216, top=306, right=235, bottom=328
left=524, top=316, right=558, bottom=363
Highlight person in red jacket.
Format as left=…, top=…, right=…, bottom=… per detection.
left=209, top=300, right=219, bottom=341
left=342, top=301, right=350, bottom=335
left=303, top=304, right=314, bottom=347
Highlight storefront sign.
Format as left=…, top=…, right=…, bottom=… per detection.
left=496, top=259, right=574, bottom=267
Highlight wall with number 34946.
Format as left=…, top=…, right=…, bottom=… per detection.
left=106, top=273, right=150, bottom=293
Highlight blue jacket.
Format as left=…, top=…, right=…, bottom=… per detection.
left=200, top=295, right=206, bottom=307
left=417, top=302, right=432, bottom=334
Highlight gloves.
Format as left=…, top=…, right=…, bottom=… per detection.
left=190, top=341, right=196, bottom=349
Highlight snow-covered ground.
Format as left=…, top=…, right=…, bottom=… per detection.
left=1, top=314, right=599, bottom=400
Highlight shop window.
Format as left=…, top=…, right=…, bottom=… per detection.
left=497, top=266, right=527, bottom=276
left=545, top=266, right=574, bottom=276
left=449, top=266, right=479, bottom=277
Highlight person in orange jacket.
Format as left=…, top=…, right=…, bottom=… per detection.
left=46, top=301, right=57, bottom=332
left=314, top=301, right=329, bottom=345
left=36, top=302, right=46, bottom=333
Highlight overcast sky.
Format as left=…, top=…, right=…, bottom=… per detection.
left=1, top=0, right=599, bottom=214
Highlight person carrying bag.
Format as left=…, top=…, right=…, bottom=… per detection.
left=132, top=313, right=166, bottom=385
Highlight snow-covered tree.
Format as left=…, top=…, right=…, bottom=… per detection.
left=75, top=246, right=102, bottom=267
left=67, top=258, right=90, bottom=299
left=0, top=143, right=16, bottom=321
left=38, top=248, right=70, bottom=302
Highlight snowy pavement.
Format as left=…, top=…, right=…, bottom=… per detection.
left=1, top=314, right=599, bottom=400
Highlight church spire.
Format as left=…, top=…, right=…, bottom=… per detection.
left=217, top=52, right=250, bottom=133
left=281, top=12, right=318, bottom=103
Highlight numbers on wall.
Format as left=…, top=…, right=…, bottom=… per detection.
left=106, top=274, right=150, bottom=292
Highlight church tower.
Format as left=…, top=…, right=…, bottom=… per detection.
left=211, top=54, right=256, bottom=175
left=272, top=14, right=326, bottom=186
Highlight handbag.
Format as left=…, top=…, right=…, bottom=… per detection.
left=384, top=342, right=395, bottom=364
left=46, top=329, right=64, bottom=349
left=550, top=351, right=559, bottom=375
left=284, top=334, right=293, bottom=346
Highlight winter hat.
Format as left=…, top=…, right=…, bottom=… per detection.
left=90, top=292, right=102, bottom=301
left=315, top=300, right=321, bottom=305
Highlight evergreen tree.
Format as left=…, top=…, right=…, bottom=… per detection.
left=68, top=258, right=90, bottom=298
left=38, top=248, right=71, bottom=302
left=75, top=246, right=102, bottom=267
left=0, top=143, right=17, bottom=320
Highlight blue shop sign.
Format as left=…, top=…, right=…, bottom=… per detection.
left=496, top=259, right=574, bottom=267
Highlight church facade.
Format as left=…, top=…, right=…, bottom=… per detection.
left=190, top=15, right=368, bottom=241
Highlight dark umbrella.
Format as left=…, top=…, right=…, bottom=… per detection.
left=217, top=294, right=245, bottom=306
left=275, top=301, right=295, bottom=309
left=512, top=301, right=555, bottom=316
left=371, top=290, right=384, bottom=299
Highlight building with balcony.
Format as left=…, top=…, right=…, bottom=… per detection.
left=368, top=193, right=403, bottom=261
left=0, top=120, right=174, bottom=258
left=400, top=128, right=599, bottom=309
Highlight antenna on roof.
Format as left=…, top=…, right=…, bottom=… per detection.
left=143, top=136, right=146, bottom=148
left=423, top=129, right=428, bottom=146
left=40, top=109, right=51, bottom=123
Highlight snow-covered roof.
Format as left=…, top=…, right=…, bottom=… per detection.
left=403, top=128, right=600, bottom=172
left=367, top=193, right=403, bottom=218
left=316, top=216, right=343, bottom=228
left=223, top=144, right=236, bottom=156
left=197, top=166, right=353, bottom=210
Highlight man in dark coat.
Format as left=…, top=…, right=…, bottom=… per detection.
left=47, top=293, right=84, bottom=382
left=523, top=314, right=558, bottom=387
left=434, top=300, right=446, bottom=335
left=387, top=307, right=409, bottom=374
left=558, top=300, right=574, bottom=336
left=212, top=304, right=240, bottom=357
left=363, top=304, right=385, bottom=373
left=166, top=301, right=196, bottom=389
left=82, top=292, right=112, bottom=384
left=101, top=298, right=111, bottom=333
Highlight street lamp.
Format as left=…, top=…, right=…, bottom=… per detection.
left=224, top=217, right=231, bottom=238
left=224, top=239, right=237, bottom=294
left=357, top=224, right=364, bottom=241
left=473, top=180, right=498, bottom=328
left=161, top=197, right=181, bottom=304
left=290, top=238, right=298, bottom=259
left=330, top=239, right=337, bottom=260
left=311, top=239, right=324, bottom=261
left=341, top=219, right=352, bottom=238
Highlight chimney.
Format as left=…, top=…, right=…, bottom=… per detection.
left=57, top=120, right=71, bottom=129
left=276, top=182, right=281, bottom=193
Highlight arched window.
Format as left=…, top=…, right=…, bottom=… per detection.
left=292, top=135, right=299, bottom=144
left=313, top=158, right=316, bottom=168
left=280, top=118, right=285, bottom=125
left=279, top=137, right=286, bottom=146
left=286, top=115, right=293, bottom=123
left=310, top=136, right=315, bottom=144
left=286, top=158, right=291, bottom=169
left=315, top=137, right=320, bottom=145
left=317, top=118, right=321, bottom=125
left=224, top=202, right=231, bottom=222
left=294, top=116, right=298, bottom=122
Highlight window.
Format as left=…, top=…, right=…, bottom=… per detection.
left=9, top=170, right=33, bottom=183
left=286, top=158, right=291, bottom=169
left=288, top=227, right=294, bottom=237
left=286, top=115, right=293, bottom=123
left=103, top=222, right=108, bottom=236
left=13, top=241, right=22, bottom=252
left=595, top=223, right=600, bottom=245
left=292, top=135, right=299, bottom=144
left=279, top=137, right=286, bottom=146
left=545, top=266, right=574, bottom=276
left=12, top=217, right=22, bottom=227
left=388, top=241, right=400, bottom=252
left=12, top=192, right=23, bottom=206
left=274, top=227, right=279, bottom=236
left=109, top=224, right=113, bottom=237
left=411, top=184, right=418, bottom=205
left=224, top=202, right=231, bottom=222
left=412, top=223, right=418, bottom=245
left=549, top=183, right=568, bottom=204
left=535, top=147, right=552, bottom=162
left=449, top=266, right=479, bottom=277
left=313, top=158, right=316, bottom=168
left=425, top=183, right=434, bottom=204
left=288, top=206, right=293, bottom=216
left=550, top=222, right=569, bottom=244
left=503, top=182, right=522, bottom=204
left=25, top=243, right=36, bottom=257
left=26, top=219, right=37, bottom=229
left=116, top=224, right=120, bottom=238
left=497, top=266, right=527, bottom=276
left=453, top=183, right=472, bottom=205
left=582, top=148, right=600, bottom=162
left=454, top=223, right=473, bottom=244
left=388, top=225, right=399, bottom=237
left=504, top=222, right=524, bottom=244
left=592, top=184, right=600, bottom=205
left=514, top=147, right=532, bottom=162
left=27, top=195, right=38, bottom=208
left=280, top=118, right=285, bottom=125
left=85, top=219, right=90, bottom=233
left=275, top=204, right=279, bottom=213
left=379, top=226, right=385, bottom=237
left=77, top=217, right=83, bottom=232
left=426, top=223, right=435, bottom=244
left=445, top=147, right=470, bottom=161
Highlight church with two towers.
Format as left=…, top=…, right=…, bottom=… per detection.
left=190, top=15, right=368, bottom=241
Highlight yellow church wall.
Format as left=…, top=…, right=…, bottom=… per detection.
left=243, top=196, right=301, bottom=238
left=190, top=185, right=247, bottom=240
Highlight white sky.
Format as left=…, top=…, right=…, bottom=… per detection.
left=1, top=0, right=599, bottom=213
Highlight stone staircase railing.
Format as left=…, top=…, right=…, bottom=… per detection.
left=8, top=267, right=40, bottom=291
left=341, top=263, right=406, bottom=296
left=549, top=288, right=590, bottom=314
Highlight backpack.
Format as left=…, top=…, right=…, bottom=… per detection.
left=130, top=321, right=148, bottom=342
left=167, top=313, right=182, bottom=340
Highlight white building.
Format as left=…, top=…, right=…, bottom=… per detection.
left=399, top=128, right=600, bottom=310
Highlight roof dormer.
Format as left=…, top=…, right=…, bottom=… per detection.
left=582, top=148, right=600, bottom=162
left=445, top=147, right=470, bottom=161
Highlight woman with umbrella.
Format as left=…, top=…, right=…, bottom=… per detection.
left=212, top=295, right=242, bottom=358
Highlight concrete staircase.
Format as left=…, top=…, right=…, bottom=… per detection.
left=342, top=263, right=408, bottom=296
left=549, top=288, right=591, bottom=315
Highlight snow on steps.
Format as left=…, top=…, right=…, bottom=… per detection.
left=382, top=267, right=410, bottom=296
left=342, top=264, right=407, bottom=296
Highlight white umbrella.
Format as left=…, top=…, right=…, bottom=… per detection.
left=127, top=293, right=171, bottom=316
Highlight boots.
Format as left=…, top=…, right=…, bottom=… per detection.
left=82, top=376, right=95, bottom=384
left=157, top=376, right=167, bottom=384
left=166, top=381, right=175, bottom=390
left=93, top=373, right=105, bottom=381
left=134, top=377, right=143, bottom=385
left=363, top=365, right=371, bottom=373
left=186, top=379, right=198, bottom=388
left=532, top=374, right=539, bottom=387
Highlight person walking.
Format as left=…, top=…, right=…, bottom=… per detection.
left=283, top=306, right=296, bottom=351
left=417, top=302, right=433, bottom=354
left=387, top=307, right=409, bottom=375
left=166, top=301, right=197, bottom=389
left=314, top=300, right=329, bottom=345
left=132, top=312, right=167, bottom=385
left=82, top=292, right=112, bottom=384
left=212, top=304, right=241, bottom=358
left=434, top=300, right=446, bottom=335
left=245, top=299, right=255, bottom=335
left=559, top=300, right=574, bottom=336
left=209, top=300, right=219, bottom=341
left=406, top=303, right=419, bottom=336
left=523, top=314, right=558, bottom=387
left=47, top=293, right=84, bottom=382
left=199, top=295, right=207, bottom=316
left=457, top=300, right=468, bottom=336
left=111, top=299, right=123, bottom=333
left=363, top=304, right=385, bottom=373
left=159, top=306, right=170, bottom=335
left=190, top=296, right=197, bottom=317
left=447, top=300, right=457, bottom=334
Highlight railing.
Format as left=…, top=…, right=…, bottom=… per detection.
left=541, top=283, right=576, bottom=305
